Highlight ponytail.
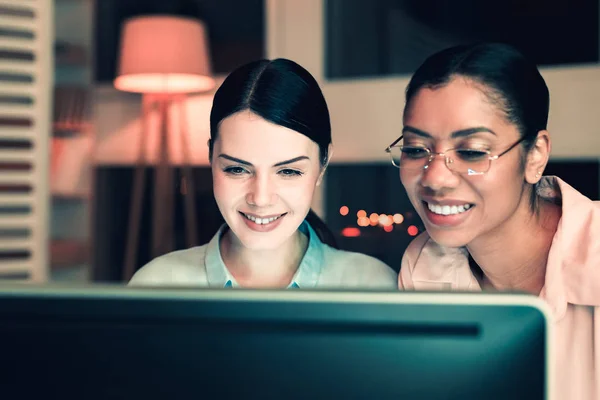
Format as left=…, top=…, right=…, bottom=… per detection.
left=304, top=209, right=338, bottom=249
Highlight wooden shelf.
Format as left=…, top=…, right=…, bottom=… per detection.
left=54, top=41, right=87, bottom=67
left=54, top=121, right=92, bottom=131
left=53, top=122, right=92, bottom=138
left=50, top=239, right=88, bottom=270
left=51, top=192, right=89, bottom=202
left=53, top=85, right=91, bottom=137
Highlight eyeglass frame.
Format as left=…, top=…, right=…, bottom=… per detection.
left=384, top=135, right=527, bottom=175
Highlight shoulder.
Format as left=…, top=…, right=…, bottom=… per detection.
left=128, top=245, right=209, bottom=286
left=548, top=179, right=600, bottom=306
left=320, top=246, right=398, bottom=289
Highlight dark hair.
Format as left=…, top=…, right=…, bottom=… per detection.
left=404, top=43, right=550, bottom=211
left=208, top=58, right=338, bottom=248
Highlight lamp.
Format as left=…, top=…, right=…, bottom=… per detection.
left=114, top=15, right=215, bottom=281
left=114, top=16, right=214, bottom=94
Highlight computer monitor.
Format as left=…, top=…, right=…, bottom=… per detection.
left=0, top=285, right=550, bottom=399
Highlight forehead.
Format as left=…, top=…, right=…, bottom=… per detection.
left=404, top=78, right=509, bottom=138
left=216, top=110, right=318, bottom=161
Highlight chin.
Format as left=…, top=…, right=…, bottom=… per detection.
left=231, top=224, right=296, bottom=251
left=238, top=237, right=285, bottom=251
left=424, top=228, right=472, bottom=249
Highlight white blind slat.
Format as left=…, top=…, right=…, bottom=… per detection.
left=0, top=83, right=35, bottom=96
left=0, top=39, right=36, bottom=52
left=0, top=239, right=32, bottom=249
left=0, top=172, right=34, bottom=184
left=0, top=61, right=36, bottom=74
left=0, top=150, right=34, bottom=162
left=0, top=128, right=34, bottom=139
left=0, top=215, right=34, bottom=226
left=0, top=16, right=36, bottom=32
left=0, top=0, right=52, bottom=283
left=0, top=104, right=34, bottom=116
left=0, top=261, right=31, bottom=275
left=0, top=0, right=36, bottom=8
left=0, top=194, right=32, bottom=205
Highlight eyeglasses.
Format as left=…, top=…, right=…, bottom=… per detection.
left=384, top=135, right=526, bottom=175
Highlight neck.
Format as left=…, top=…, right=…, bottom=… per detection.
left=467, top=195, right=561, bottom=295
left=220, top=229, right=308, bottom=288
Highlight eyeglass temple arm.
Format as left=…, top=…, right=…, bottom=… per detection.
left=385, top=135, right=404, bottom=152
left=495, top=136, right=527, bottom=158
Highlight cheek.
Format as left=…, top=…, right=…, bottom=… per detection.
left=475, top=166, right=524, bottom=217
left=287, top=182, right=312, bottom=194
left=281, top=178, right=318, bottom=207
left=212, top=172, right=237, bottom=206
left=399, top=170, right=420, bottom=197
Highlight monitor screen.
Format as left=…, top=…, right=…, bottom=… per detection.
left=0, top=286, right=550, bottom=399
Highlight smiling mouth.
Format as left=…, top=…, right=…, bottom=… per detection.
left=240, top=212, right=287, bottom=225
left=423, top=201, right=474, bottom=216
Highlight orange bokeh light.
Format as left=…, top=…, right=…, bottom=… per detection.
left=383, top=225, right=393, bottom=232
left=341, top=227, right=361, bottom=237
left=393, top=213, right=404, bottom=224
left=407, top=225, right=419, bottom=236
left=357, top=210, right=367, bottom=218
left=339, top=206, right=349, bottom=216
left=357, top=217, right=370, bottom=227
left=378, top=214, right=393, bottom=226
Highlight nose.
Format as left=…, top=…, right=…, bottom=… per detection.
left=246, top=174, right=277, bottom=207
left=420, top=153, right=460, bottom=192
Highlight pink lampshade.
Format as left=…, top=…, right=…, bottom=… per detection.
left=114, top=15, right=215, bottom=94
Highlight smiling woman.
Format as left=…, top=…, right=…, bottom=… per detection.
left=129, top=58, right=397, bottom=289
left=394, top=43, right=600, bottom=399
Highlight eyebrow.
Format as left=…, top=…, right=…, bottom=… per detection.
left=403, top=125, right=497, bottom=138
left=218, top=154, right=310, bottom=167
left=273, top=156, right=310, bottom=167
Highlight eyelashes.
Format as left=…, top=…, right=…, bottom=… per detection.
left=222, top=166, right=304, bottom=178
left=278, top=168, right=303, bottom=177
left=223, top=166, right=248, bottom=175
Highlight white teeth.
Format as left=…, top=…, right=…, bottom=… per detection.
left=244, top=213, right=281, bottom=225
left=427, top=202, right=472, bottom=216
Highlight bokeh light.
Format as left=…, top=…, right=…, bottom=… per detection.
left=357, top=217, right=370, bottom=227
left=393, top=213, right=404, bottom=224
left=341, top=227, right=361, bottom=237
left=378, top=214, right=389, bottom=226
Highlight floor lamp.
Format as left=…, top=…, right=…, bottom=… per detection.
left=114, top=16, right=215, bottom=281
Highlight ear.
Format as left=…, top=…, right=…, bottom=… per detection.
left=525, top=130, right=551, bottom=184
left=317, top=144, right=334, bottom=186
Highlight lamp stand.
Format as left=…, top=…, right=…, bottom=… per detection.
left=122, top=94, right=199, bottom=281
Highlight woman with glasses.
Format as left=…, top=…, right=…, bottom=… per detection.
left=389, top=42, right=599, bottom=399
left=129, top=58, right=397, bottom=289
